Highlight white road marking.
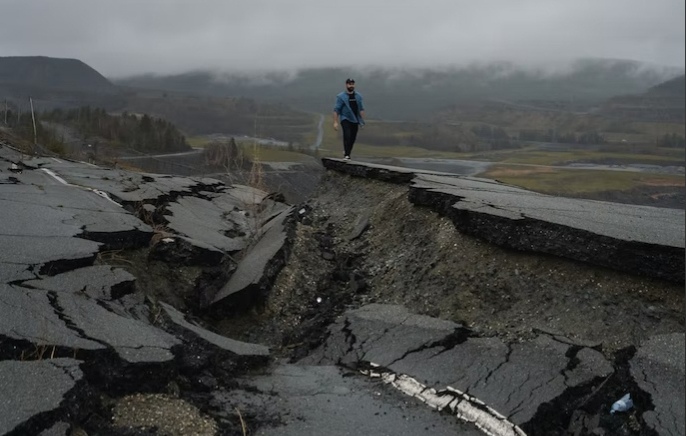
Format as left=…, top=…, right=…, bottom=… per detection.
left=362, top=364, right=527, bottom=436
left=40, top=168, right=122, bottom=207
left=41, top=168, right=69, bottom=185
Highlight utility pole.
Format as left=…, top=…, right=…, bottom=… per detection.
left=30, top=97, right=38, bottom=147
left=3, top=99, right=6, bottom=125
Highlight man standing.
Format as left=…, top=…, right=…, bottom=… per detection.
left=333, top=78, right=365, bottom=160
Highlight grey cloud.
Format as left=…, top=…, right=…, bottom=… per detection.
left=0, top=0, right=683, bottom=77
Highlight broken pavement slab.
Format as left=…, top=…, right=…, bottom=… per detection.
left=306, top=304, right=616, bottom=428
left=0, top=283, right=180, bottom=363
left=0, top=146, right=285, bottom=433
left=21, top=265, right=136, bottom=300
left=630, top=333, right=685, bottom=436
left=409, top=173, right=684, bottom=282
left=0, top=359, right=83, bottom=436
left=165, top=195, right=251, bottom=254
left=221, top=363, right=484, bottom=436
left=322, top=157, right=685, bottom=283
left=161, top=302, right=269, bottom=358
left=322, top=156, right=454, bottom=183
left=0, top=177, right=153, bottom=278
left=211, top=206, right=294, bottom=309
left=33, top=154, right=293, bottom=267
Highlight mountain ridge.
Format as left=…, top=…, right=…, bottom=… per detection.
left=598, top=73, right=685, bottom=122
left=115, top=58, right=684, bottom=120
left=0, top=56, right=123, bottom=111
left=0, top=56, right=118, bottom=93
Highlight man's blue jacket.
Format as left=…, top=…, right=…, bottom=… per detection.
left=334, top=92, right=365, bottom=125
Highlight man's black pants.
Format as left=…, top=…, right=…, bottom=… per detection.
left=341, top=120, right=359, bottom=157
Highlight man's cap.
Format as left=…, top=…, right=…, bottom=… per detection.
left=345, top=78, right=355, bottom=84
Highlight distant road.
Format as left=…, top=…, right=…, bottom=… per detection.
left=311, top=114, right=324, bottom=150
left=364, top=156, right=684, bottom=177
left=117, top=149, right=203, bottom=160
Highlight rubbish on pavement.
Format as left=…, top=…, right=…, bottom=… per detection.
left=610, top=393, right=633, bottom=414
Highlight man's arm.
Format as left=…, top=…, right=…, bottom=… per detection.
left=333, top=95, right=342, bottom=131
left=357, top=94, right=365, bottom=125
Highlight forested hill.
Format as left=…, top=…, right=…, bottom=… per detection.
left=115, top=58, right=683, bottom=121
left=647, top=74, right=685, bottom=96
left=0, top=56, right=118, bottom=93
left=0, top=56, right=123, bottom=111
left=599, top=74, right=685, bottom=123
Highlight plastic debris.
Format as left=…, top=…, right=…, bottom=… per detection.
left=316, top=297, right=322, bottom=304
left=610, top=393, right=633, bottom=414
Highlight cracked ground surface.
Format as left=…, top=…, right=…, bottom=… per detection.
left=2, top=140, right=683, bottom=435
left=215, top=169, right=683, bottom=434
left=217, top=171, right=683, bottom=359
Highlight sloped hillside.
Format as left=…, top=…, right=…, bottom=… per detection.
left=599, top=74, right=685, bottom=122
left=0, top=56, right=124, bottom=110
left=217, top=170, right=684, bottom=360
left=648, top=74, right=686, bottom=96
left=116, top=58, right=682, bottom=121
left=0, top=56, right=118, bottom=93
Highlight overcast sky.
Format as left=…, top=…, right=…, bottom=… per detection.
left=1, top=0, right=684, bottom=78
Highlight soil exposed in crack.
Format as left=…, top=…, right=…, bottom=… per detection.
left=214, top=171, right=683, bottom=361
left=76, top=168, right=682, bottom=435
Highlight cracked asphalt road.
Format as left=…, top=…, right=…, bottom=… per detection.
left=1, top=143, right=683, bottom=435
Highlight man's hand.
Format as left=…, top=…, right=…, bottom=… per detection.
left=333, top=121, right=339, bottom=131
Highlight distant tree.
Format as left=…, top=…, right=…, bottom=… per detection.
left=40, top=106, right=189, bottom=153
left=203, top=138, right=245, bottom=170
left=577, top=131, right=606, bottom=144
left=657, top=133, right=686, bottom=148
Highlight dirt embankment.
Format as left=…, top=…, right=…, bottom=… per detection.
left=215, top=171, right=684, bottom=361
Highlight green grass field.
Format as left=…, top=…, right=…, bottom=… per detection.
left=480, top=165, right=684, bottom=195
left=464, top=149, right=685, bottom=166
left=186, top=136, right=212, bottom=148
left=193, top=113, right=684, bottom=198
left=241, top=145, right=314, bottom=162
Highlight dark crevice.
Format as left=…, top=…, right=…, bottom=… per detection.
left=565, top=345, right=583, bottom=372
left=521, top=345, right=658, bottom=436
left=109, top=276, right=137, bottom=300
left=481, top=341, right=513, bottom=387
left=386, top=327, right=472, bottom=367
left=79, top=228, right=152, bottom=251
left=47, top=291, right=109, bottom=348
left=342, top=317, right=357, bottom=356
left=39, top=254, right=97, bottom=277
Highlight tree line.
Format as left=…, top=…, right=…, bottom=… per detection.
left=517, top=129, right=606, bottom=145
left=2, top=105, right=189, bottom=154
left=656, top=133, right=686, bottom=148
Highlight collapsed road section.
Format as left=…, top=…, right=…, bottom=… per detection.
left=1, top=145, right=284, bottom=434
left=0, top=142, right=683, bottom=435
left=322, top=158, right=685, bottom=283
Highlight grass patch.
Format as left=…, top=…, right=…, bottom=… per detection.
left=463, top=148, right=685, bottom=166
left=187, top=136, right=213, bottom=148
left=317, top=114, right=469, bottom=159
left=317, top=141, right=469, bottom=159
left=633, top=122, right=685, bottom=136
left=480, top=164, right=685, bottom=195
left=237, top=144, right=312, bottom=162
